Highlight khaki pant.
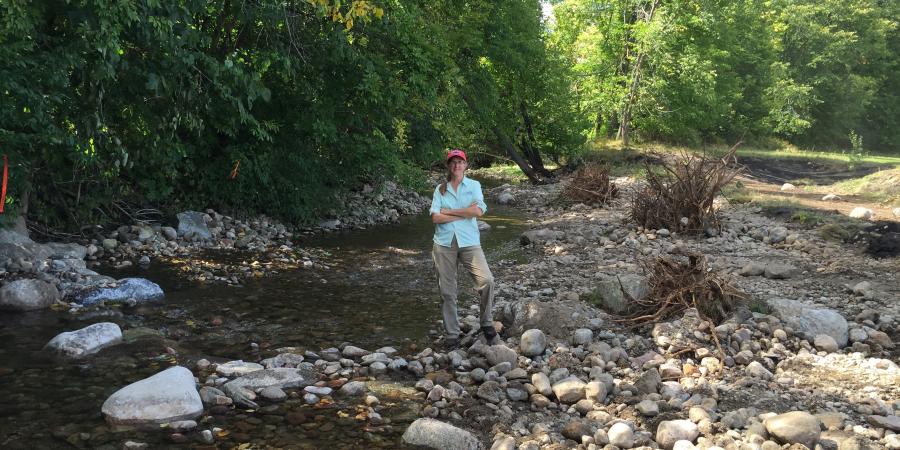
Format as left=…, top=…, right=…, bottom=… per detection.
left=432, top=238, right=494, bottom=338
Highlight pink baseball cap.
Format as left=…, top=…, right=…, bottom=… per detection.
left=446, top=149, right=467, bottom=162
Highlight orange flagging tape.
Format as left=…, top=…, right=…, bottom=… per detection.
left=0, top=154, right=7, bottom=214
left=229, top=159, right=240, bottom=180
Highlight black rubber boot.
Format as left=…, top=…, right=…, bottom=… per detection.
left=481, top=326, right=498, bottom=344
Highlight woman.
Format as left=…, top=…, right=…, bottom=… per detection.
left=430, top=149, right=496, bottom=350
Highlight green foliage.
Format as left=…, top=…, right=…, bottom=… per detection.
left=1, top=0, right=582, bottom=229
left=550, top=0, right=899, bottom=151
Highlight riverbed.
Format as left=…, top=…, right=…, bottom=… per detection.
left=0, top=204, right=527, bottom=449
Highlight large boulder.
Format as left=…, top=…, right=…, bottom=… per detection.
left=593, top=274, right=649, bottom=314
left=0, top=279, right=60, bottom=311
left=402, top=418, right=483, bottom=450
left=78, top=278, right=164, bottom=306
left=101, top=366, right=202, bottom=427
left=176, top=211, right=212, bottom=240
left=222, top=365, right=318, bottom=408
left=767, top=298, right=848, bottom=347
left=503, top=300, right=591, bottom=338
left=44, top=322, right=123, bottom=358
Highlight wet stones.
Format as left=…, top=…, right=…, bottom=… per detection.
left=0, top=279, right=60, bottom=311
left=102, top=366, right=203, bottom=427
left=77, top=278, right=164, bottom=306
left=338, top=380, right=367, bottom=396
left=44, top=322, right=122, bottom=358
left=216, top=360, right=264, bottom=377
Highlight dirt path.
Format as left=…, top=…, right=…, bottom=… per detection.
left=736, top=156, right=899, bottom=222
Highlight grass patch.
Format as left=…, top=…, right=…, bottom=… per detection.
left=827, top=168, right=900, bottom=205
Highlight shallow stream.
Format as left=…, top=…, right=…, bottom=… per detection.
left=0, top=203, right=527, bottom=449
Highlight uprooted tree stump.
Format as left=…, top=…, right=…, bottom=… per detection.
left=615, top=252, right=744, bottom=327
left=630, top=145, right=743, bottom=234
left=560, top=163, right=619, bottom=205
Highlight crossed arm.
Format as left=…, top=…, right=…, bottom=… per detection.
left=431, top=201, right=484, bottom=224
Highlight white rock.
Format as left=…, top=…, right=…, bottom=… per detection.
left=44, top=322, right=123, bottom=358
left=780, top=183, right=796, bottom=191
left=520, top=329, right=547, bottom=356
left=893, top=207, right=900, bottom=218
left=849, top=207, right=874, bottom=220
left=402, top=418, right=483, bottom=450
left=821, top=194, right=840, bottom=201
left=656, top=420, right=699, bottom=450
left=585, top=381, right=608, bottom=403
left=102, top=366, right=202, bottom=426
left=767, top=298, right=849, bottom=347
left=608, top=422, right=634, bottom=448
left=552, top=376, right=586, bottom=403
left=216, top=360, right=264, bottom=377
left=532, top=372, right=553, bottom=396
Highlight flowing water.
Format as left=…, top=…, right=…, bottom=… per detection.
left=0, top=204, right=527, bottom=449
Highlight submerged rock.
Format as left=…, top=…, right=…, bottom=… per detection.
left=44, top=322, right=122, bottom=358
left=101, top=366, right=202, bottom=427
left=78, top=278, right=164, bottom=306
left=222, top=365, right=318, bottom=408
left=402, top=418, right=483, bottom=450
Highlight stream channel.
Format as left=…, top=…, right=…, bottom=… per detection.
left=0, top=202, right=528, bottom=449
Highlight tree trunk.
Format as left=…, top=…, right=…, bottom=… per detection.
left=618, top=0, right=660, bottom=148
left=460, top=91, right=541, bottom=183
left=518, top=102, right=552, bottom=177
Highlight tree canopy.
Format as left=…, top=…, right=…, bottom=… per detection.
left=1, top=0, right=896, bottom=229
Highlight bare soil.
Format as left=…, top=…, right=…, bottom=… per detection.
left=736, top=156, right=899, bottom=222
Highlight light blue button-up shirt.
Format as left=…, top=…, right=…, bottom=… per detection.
left=430, top=177, right=488, bottom=248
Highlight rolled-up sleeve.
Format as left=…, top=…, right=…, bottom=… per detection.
left=474, top=181, right=487, bottom=214
left=430, top=186, right=442, bottom=215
